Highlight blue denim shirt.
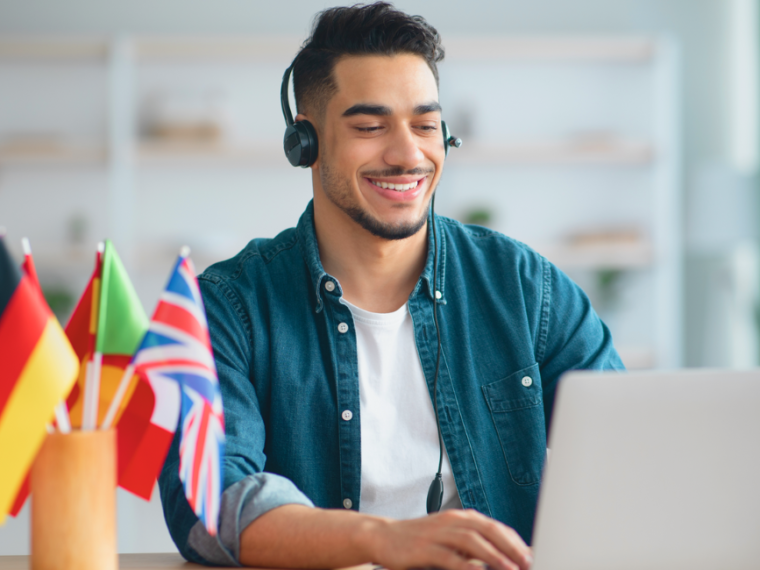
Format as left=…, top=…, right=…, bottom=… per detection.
left=159, top=200, right=624, bottom=565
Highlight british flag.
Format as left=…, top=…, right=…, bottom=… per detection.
left=131, top=250, right=225, bottom=535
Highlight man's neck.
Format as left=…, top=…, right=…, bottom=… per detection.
left=313, top=194, right=428, bottom=314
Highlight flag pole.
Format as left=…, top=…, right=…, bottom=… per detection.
left=100, top=363, right=134, bottom=430
left=82, top=242, right=105, bottom=431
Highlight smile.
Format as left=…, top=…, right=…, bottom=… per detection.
left=369, top=179, right=420, bottom=191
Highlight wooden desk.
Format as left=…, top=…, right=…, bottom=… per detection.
left=0, top=553, right=375, bottom=570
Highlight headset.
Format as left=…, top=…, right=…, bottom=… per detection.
left=281, top=63, right=461, bottom=167
left=281, top=62, right=462, bottom=514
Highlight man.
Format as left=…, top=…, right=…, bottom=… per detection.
left=159, top=3, right=623, bottom=569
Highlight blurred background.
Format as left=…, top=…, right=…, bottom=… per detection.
left=1, top=0, right=758, bottom=555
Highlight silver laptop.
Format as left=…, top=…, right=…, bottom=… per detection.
left=531, top=368, right=760, bottom=570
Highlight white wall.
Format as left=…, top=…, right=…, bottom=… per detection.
left=0, top=0, right=754, bottom=556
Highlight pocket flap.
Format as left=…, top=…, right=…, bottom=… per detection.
left=482, top=363, right=542, bottom=412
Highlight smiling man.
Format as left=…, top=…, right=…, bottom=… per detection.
left=159, top=4, right=623, bottom=569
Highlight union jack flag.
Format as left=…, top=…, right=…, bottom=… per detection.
left=132, top=250, right=225, bottom=536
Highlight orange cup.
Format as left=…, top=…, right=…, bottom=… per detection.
left=31, top=429, right=117, bottom=570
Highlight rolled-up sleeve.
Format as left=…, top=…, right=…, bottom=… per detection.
left=158, top=273, right=314, bottom=566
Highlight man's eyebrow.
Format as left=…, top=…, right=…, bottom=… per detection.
left=342, top=104, right=392, bottom=117
left=414, top=102, right=442, bottom=115
left=341, top=102, right=443, bottom=117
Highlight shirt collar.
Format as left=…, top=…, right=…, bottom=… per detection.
left=296, top=200, right=446, bottom=313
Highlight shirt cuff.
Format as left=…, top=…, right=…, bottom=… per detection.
left=186, top=472, right=315, bottom=566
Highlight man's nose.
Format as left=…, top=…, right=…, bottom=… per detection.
left=383, top=125, right=425, bottom=169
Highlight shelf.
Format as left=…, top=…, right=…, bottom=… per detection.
left=536, top=242, right=652, bottom=269
left=445, top=36, right=655, bottom=62
left=0, top=144, right=107, bottom=166
left=0, top=38, right=108, bottom=61
left=0, top=36, right=654, bottom=64
left=15, top=242, right=229, bottom=276
left=5, top=243, right=98, bottom=272
left=135, top=139, right=653, bottom=167
left=447, top=140, right=653, bottom=166
left=136, top=140, right=281, bottom=166
left=451, top=139, right=654, bottom=165
left=134, top=36, right=301, bottom=62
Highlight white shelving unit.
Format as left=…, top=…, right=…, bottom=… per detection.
left=438, top=36, right=682, bottom=369
left=0, top=35, right=682, bottom=369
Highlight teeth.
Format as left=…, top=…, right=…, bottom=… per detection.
left=371, top=179, right=420, bottom=191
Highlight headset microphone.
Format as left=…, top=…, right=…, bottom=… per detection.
left=280, top=60, right=461, bottom=515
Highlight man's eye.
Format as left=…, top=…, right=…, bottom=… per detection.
left=356, top=126, right=382, bottom=133
left=418, top=125, right=438, bottom=132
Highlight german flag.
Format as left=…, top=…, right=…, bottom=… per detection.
left=0, top=236, right=79, bottom=523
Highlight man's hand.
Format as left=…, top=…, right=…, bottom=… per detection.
left=370, top=509, right=533, bottom=570
left=239, top=504, right=532, bottom=570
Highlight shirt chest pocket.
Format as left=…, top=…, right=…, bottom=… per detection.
left=482, top=363, right=547, bottom=486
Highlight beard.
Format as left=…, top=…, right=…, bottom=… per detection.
left=319, top=159, right=434, bottom=241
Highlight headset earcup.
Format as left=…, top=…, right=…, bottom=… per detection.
left=283, top=120, right=319, bottom=168
left=442, top=120, right=451, bottom=158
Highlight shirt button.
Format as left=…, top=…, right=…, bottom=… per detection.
left=324, top=281, right=335, bottom=292
left=343, top=498, right=353, bottom=509
left=337, top=322, right=349, bottom=334
left=522, top=376, right=533, bottom=387
left=435, top=290, right=442, bottom=299
left=341, top=410, right=353, bottom=421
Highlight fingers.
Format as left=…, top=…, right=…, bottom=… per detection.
left=478, top=518, right=532, bottom=569
left=438, top=528, right=521, bottom=570
left=436, top=510, right=533, bottom=570
left=374, top=510, right=533, bottom=570
left=424, top=545, right=476, bottom=570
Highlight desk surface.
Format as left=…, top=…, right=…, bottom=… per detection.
left=0, top=553, right=374, bottom=570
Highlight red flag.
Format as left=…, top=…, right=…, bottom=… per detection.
left=0, top=236, right=79, bottom=521
left=10, top=238, right=59, bottom=517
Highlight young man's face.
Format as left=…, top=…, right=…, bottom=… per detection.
left=313, top=53, right=445, bottom=240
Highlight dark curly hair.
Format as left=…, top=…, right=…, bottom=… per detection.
left=292, top=2, right=445, bottom=118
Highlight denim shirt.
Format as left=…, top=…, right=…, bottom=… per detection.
left=159, top=200, right=624, bottom=565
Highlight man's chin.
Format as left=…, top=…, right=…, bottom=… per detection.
left=345, top=206, right=428, bottom=241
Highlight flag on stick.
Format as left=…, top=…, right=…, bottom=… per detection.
left=0, top=235, right=78, bottom=523
left=116, top=248, right=224, bottom=532
left=66, top=241, right=148, bottom=430
left=65, top=245, right=103, bottom=427
left=21, top=238, right=71, bottom=433
left=8, top=238, right=70, bottom=517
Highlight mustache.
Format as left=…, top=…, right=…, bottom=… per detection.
left=360, top=167, right=435, bottom=178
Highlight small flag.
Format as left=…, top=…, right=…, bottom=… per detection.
left=0, top=236, right=79, bottom=523
left=8, top=238, right=70, bottom=517
left=66, top=241, right=148, bottom=430
left=62, top=248, right=100, bottom=422
left=128, top=249, right=224, bottom=534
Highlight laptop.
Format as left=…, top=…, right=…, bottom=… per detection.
left=531, top=368, right=760, bottom=570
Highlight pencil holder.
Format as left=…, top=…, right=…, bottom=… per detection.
left=30, top=429, right=117, bottom=570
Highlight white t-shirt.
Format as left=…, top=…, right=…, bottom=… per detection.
left=341, top=298, right=462, bottom=519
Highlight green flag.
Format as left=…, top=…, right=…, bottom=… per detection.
left=95, top=240, right=148, bottom=355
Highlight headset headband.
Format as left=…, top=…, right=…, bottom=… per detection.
left=281, top=64, right=295, bottom=126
